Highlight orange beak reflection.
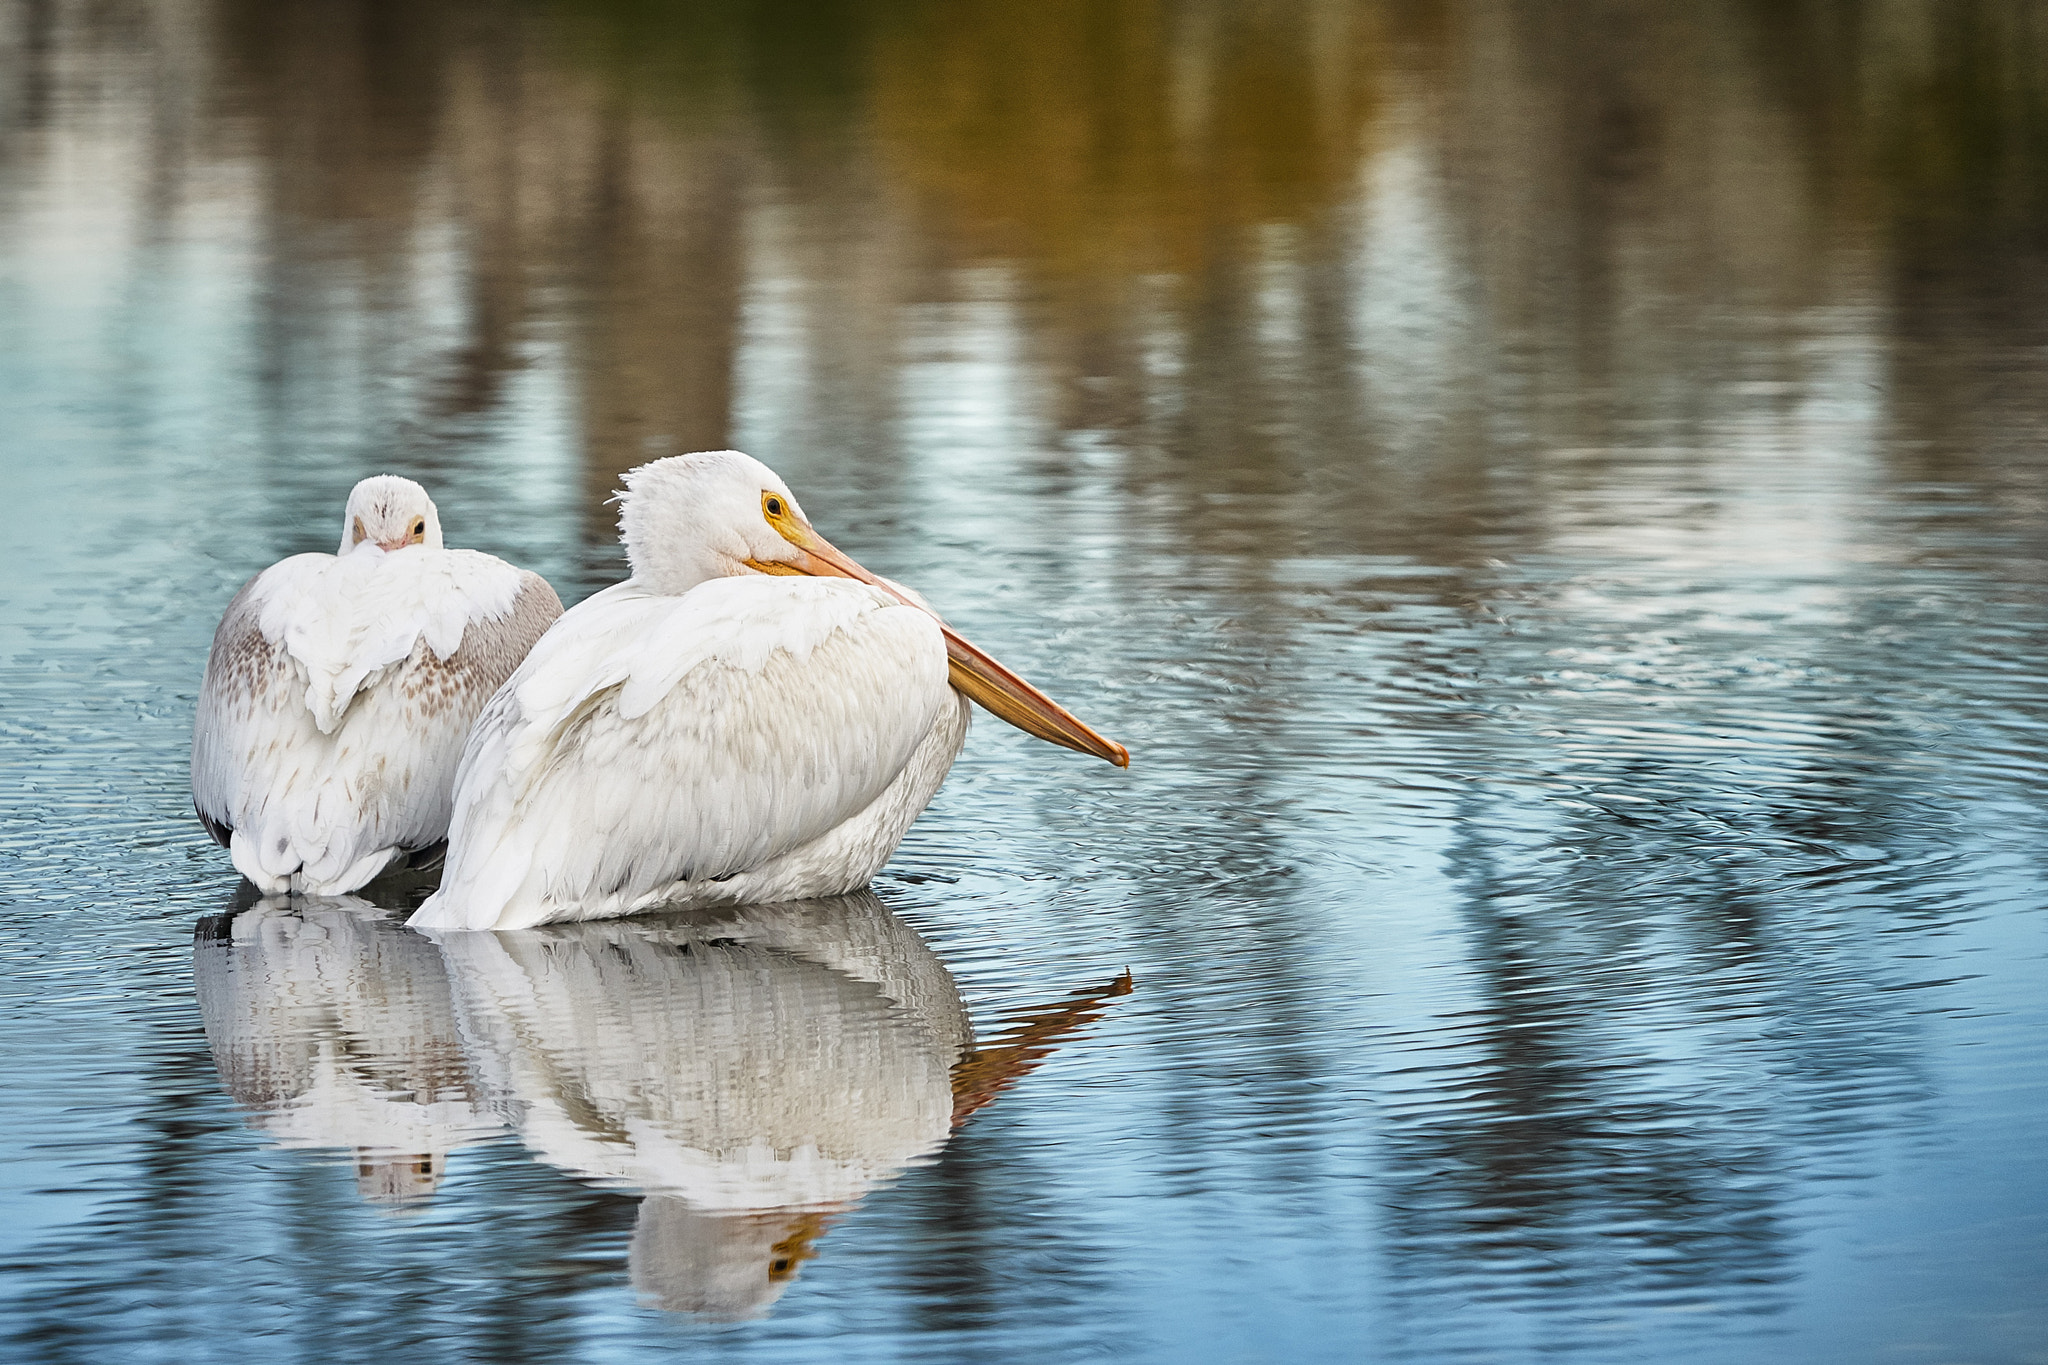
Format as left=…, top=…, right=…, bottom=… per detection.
left=746, top=521, right=1130, bottom=768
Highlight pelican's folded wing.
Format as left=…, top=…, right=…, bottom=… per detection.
left=372, top=565, right=564, bottom=854
left=190, top=558, right=329, bottom=841
left=411, top=576, right=951, bottom=931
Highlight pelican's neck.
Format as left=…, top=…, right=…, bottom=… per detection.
left=622, top=512, right=762, bottom=597
left=624, top=548, right=734, bottom=598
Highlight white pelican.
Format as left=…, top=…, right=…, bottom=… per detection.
left=431, top=893, right=972, bottom=1317
left=410, top=450, right=1125, bottom=932
left=433, top=894, right=1132, bottom=1315
left=192, top=894, right=503, bottom=1204
left=192, top=477, right=563, bottom=895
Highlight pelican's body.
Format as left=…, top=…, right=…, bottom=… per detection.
left=192, top=477, right=562, bottom=896
left=411, top=451, right=1124, bottom=932
left=415, top=575, right=966, bottom=929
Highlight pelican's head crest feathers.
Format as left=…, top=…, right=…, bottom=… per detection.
left=617, top=451, right=809, bottom=595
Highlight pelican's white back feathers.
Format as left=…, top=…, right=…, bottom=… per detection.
left=411, top=575, right=966, bottom=931
left=192, top=478, right=563, bottom=896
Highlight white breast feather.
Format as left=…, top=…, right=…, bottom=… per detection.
left=413, top=577, right=952, bottom=931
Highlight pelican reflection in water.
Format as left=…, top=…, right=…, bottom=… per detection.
left=438, top=891, right=1129, bottom=1318
left=192, top=895, right=502, bottom=1203
left=193, top=891, right=1130, bottom=1316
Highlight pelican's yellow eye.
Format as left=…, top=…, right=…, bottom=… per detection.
left=410, top=517, right=426, bottom=542
left=352, top=516, right=367, bottom=544
left=763, top=493, right=786, bottom=519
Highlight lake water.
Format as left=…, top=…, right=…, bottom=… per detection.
left=3, top=2, right=2047, bottom=1361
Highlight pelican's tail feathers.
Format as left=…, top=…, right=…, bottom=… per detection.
left=228, top=828, right=295, bottom=895
left=407, top=838, right=531, bottom=931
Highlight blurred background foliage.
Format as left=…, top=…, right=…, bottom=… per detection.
left=185, top=4, right=2039, bottom=414
left=14, top=0, right=2048, bottom=537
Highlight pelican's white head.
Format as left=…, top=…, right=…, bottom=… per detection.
left=617, top=451, right=809, bottom=594
left=339, top=476, right=443, bottom=555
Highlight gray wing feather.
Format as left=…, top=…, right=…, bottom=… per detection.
left=374, top=572, right=565, bottom=853
left=190, top=574, right=302, bottom=834
left=439, top=573, right=563, bottom=705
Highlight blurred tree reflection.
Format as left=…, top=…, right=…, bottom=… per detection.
left=157, top=0, right=2048, bottom=559
left=866, top=0, right=1389, bottom=275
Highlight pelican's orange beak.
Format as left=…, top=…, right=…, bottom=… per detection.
left=747, top=516, right=1130, bottom=768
